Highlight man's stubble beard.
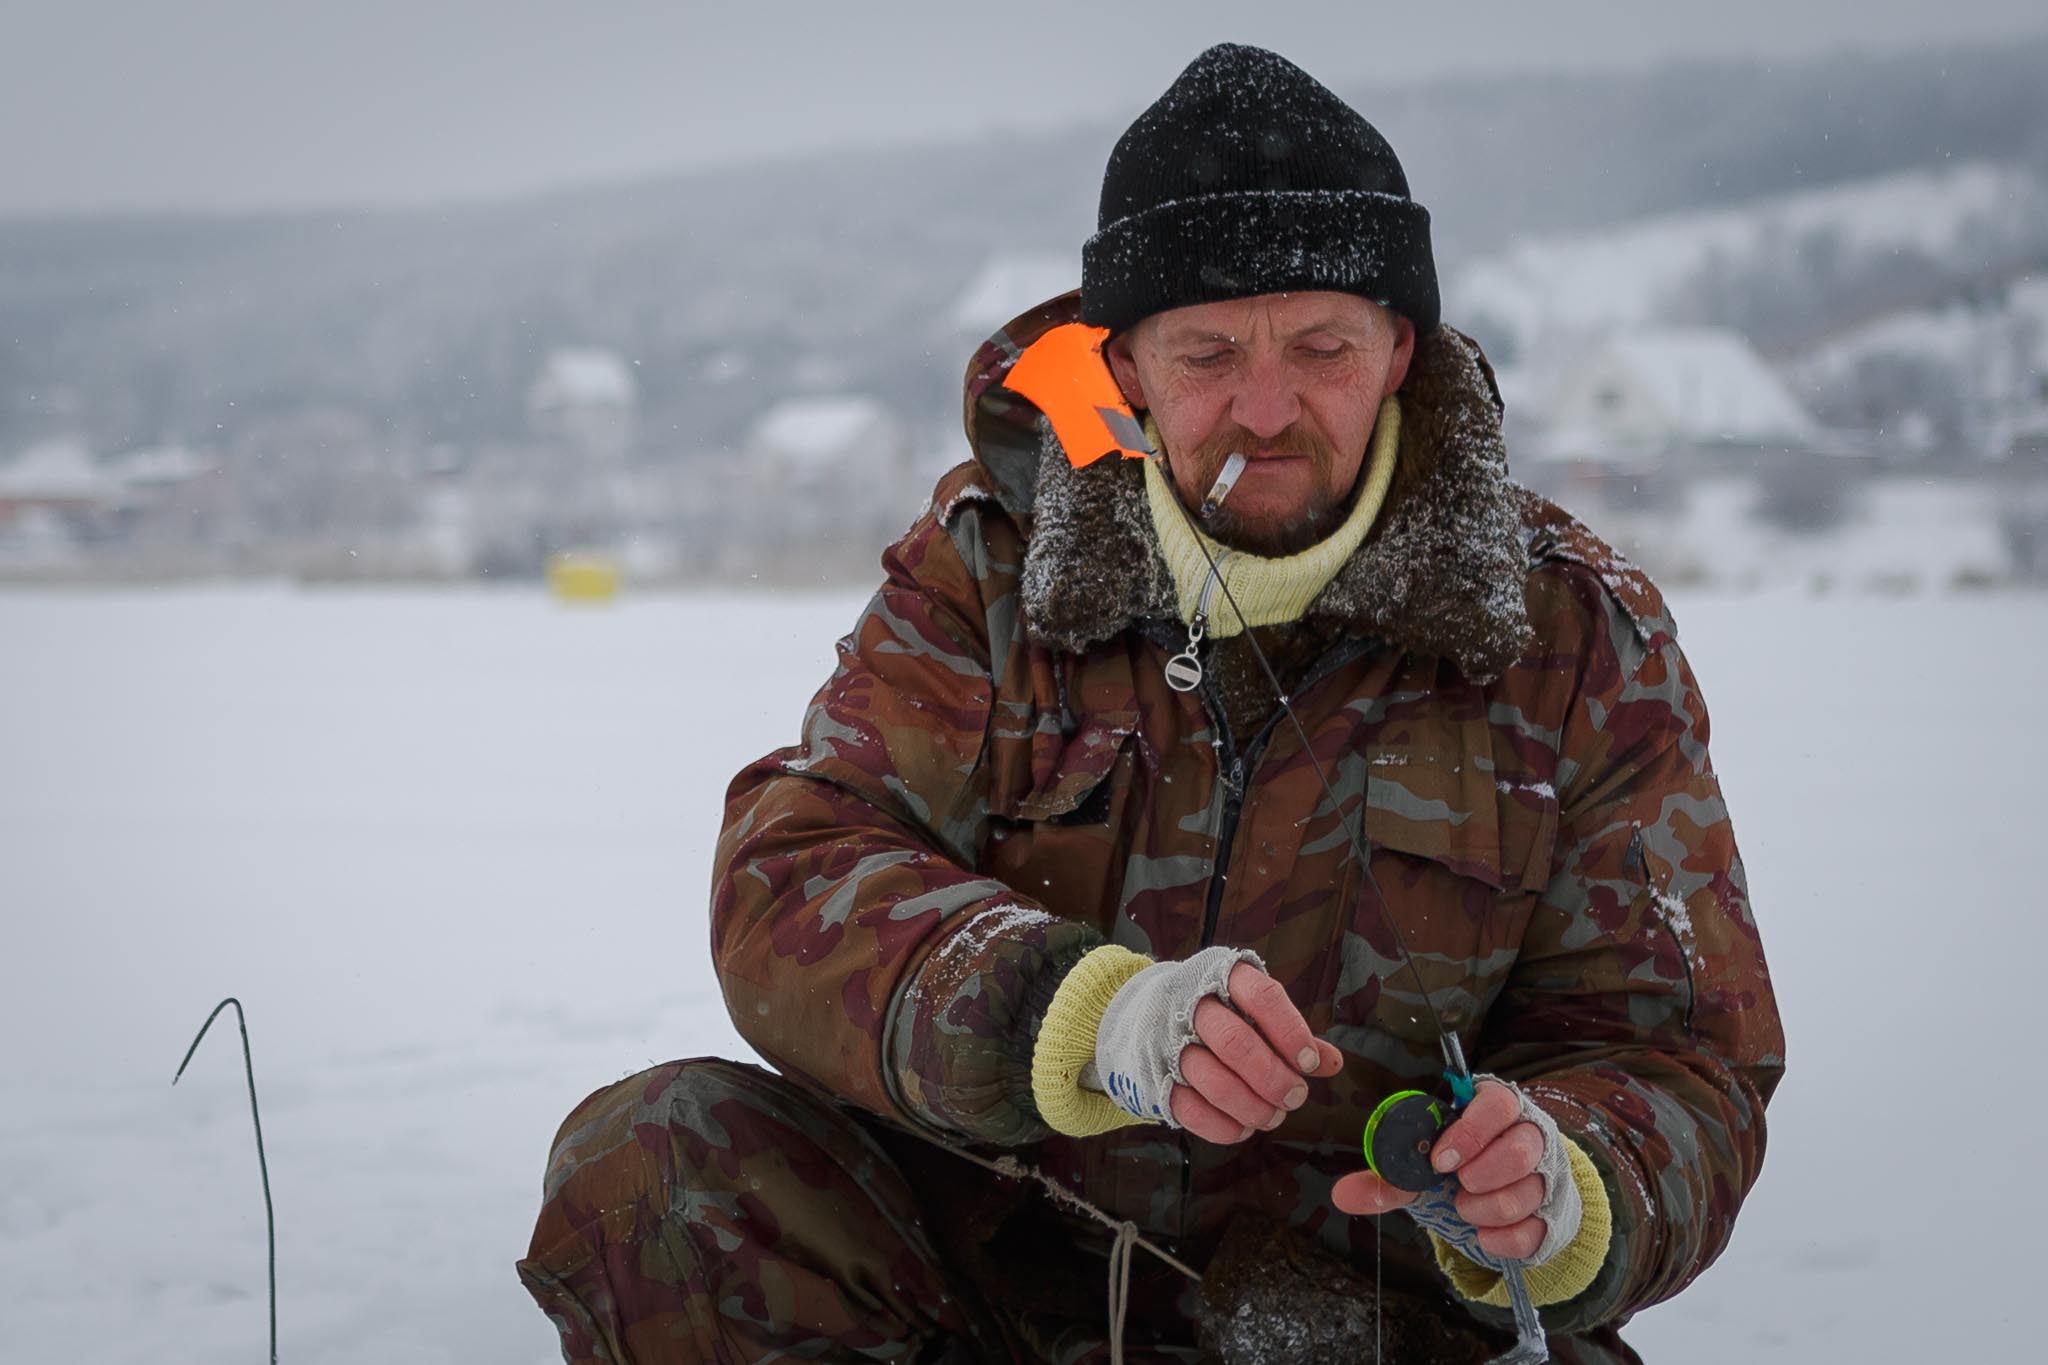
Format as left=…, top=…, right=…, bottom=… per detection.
left=1178, top=419, right=1358, bottom=558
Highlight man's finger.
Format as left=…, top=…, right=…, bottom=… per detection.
left=1193, top=997, right=1306, bottom=1111
left=1179, top=1044, right=1284, bottom=1132
left=1454, top=1120, right=1545, bottom=1195
left=1433, top=1078, right=1519, bottom=1173
left=1455, top=1172, right=1545, bottom=1230
left=1332, top=1169, right=1418, bottom=1216
left=1475, top=1217, right=1546, bottom=1262
left=1226, top=963, right=1320, bottom=1074
left=1310, top=1038, right=1344, bottom=1077
left=1171, top=1083, right=1252, bottom=1145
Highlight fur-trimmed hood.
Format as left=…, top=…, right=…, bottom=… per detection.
left=959, top=292, right=1534, bottom=684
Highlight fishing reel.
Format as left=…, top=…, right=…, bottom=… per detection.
left=1362, top=1077, right=1552, bottom=1364
left=1361, top=1088, right=1453, bottom=1192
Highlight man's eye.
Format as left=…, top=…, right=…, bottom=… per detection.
left=1185, top=351, right=1233, bottom=369
left=1300, top=345, right=1347, bottom=361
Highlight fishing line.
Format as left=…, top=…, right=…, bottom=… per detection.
left=1157, top=445, right=1550, bottom=1364
left=174, top=997, right=278, bottom=1365
left=1154, top=449, right=1464, bottom=1077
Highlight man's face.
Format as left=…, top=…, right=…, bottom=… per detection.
left=1105, top=291, right=1415, bottom=557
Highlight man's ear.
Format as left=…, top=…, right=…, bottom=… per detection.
left=1382, top=313, right=1417, bottom=398
left=1104, top=330, right=1147, bottom=409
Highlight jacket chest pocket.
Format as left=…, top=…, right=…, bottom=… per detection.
left=1321, top=741, right=1560, bottom=1078
left=981, top=708, right=1141, bottom=932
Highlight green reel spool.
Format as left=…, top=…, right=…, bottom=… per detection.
left=1362, top=1089, right=1448, bottom=1192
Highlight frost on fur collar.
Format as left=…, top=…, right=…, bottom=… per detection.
left=1013, top=326, right=1534, bottom=685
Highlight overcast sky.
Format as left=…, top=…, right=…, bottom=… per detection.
left=4, top=0, right=2046, bottom=218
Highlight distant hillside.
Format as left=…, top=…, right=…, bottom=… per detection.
left=5, top=36, right=2046, bottom=458
left=1365, top=42, right=2048, bottom=248
left=1446, top=160, right=2048, bottom=353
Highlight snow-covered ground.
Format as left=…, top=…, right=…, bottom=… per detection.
left=1, top=585, right=2038, bottom=1362
left=1589, top=475, right=2016, bottom=594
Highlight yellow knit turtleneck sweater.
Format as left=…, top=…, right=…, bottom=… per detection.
left=1140, top=396, right=1401, bottom=638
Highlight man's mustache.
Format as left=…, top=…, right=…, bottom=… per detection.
left=1185, top=421, right=1342, bottom=483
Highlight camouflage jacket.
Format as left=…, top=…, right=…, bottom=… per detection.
left=710, top=293, right=1785, bottom=1337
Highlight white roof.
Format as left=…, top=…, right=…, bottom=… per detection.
left=949, top=253, right=1075, bottom=334
left=1599, top=327, right=1815, bottom=443
left=0, top=439, right=121, bottom=502
left=532, top=348, right=637, bottom=407
left=107, top=443, right=215, bottom=486
left=752, top=395, right=889, bottom=468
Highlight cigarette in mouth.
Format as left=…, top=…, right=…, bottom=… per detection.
left=1200, top=453, right=1248, bottom=518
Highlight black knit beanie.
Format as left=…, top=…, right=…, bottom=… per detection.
left=1081, top=44, right=1439, bottom=337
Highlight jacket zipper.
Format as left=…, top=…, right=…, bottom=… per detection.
left=1196, top=722, right=1260, bottom=950
left=1194, top=552, right=1232, bottom=625
left=1196, top=634, right=1377, bottom=949
left=1163, top=622, right=1379, bottom=1238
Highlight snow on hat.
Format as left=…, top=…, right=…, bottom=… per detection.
left=1081, top=43, right=1439, bottom=337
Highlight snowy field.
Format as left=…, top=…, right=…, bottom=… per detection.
left=1, top=583, right=2040, bottom=1363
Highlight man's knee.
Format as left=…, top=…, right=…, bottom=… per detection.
left=519, top=1057, right=985, bottom=1362
left=520, top=1058, right=811, bottom=1363
left=536, top=1057, right=784, bottom=1209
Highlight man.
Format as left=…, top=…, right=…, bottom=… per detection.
left=520, top=44, right=1783, bottom=1364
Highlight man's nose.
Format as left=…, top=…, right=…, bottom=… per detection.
left=1229, top=359, right=1302, bottom=441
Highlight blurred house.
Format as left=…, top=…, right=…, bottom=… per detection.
left=1989, top=372, right=2048, bottom=465
left=515, top=348, right=643, bottom=558
left=1505, top=327, right=1850, bottom=520
left=0, top=437, right=123, bottom=559
left=1992, top=405, right=2048, bottom=581
left=0, top=437, right=122, bottom=518
left=747, top=393, right=908, bottom=491
left=723, top=394, right=911, bottom=579
left=1526, top=327, right=1817, bottom=459
left=0, top=505, right=81, bottom=571
left=527, top=348, right=638, bottom=464
left=105, top=442, right=217, bottom=498
left=0, top=438, right=125, bottom=573
left=102, top=443, right=238, bottom=565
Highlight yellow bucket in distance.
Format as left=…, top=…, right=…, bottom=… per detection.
left=546, top=553, right=621, bottom=603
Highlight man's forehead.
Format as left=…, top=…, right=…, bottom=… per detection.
left=1147, top=292, right=1383, bottom=343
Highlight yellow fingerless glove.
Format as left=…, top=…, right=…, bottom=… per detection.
left=1429, top=1135, right=1614, bottom=1308
left=1030, top=944, right=1155, bottom=1137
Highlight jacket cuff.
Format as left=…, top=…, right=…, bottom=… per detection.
left=1429, top=1135, right=1614, bottom=1308
left=1030, top=944, right=1155, bottom=1136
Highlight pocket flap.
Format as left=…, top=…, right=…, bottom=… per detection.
left=990, top=707, right=1140, bottom=822
left=1354, top=695, right=1558, bottom=896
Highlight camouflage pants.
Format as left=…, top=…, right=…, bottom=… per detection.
left=518, top=1059, right=1643, bottom=1364
left=518, top=1057, right=1208, bottom=1363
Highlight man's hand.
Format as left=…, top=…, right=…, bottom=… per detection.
left=1329, top=1079, right=1551, bottom=1260
left=1087, top=949, right=1343, bottom=1139
left=1168, top=963, right=1344, bottom=1143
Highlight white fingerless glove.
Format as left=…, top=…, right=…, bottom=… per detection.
left=1081, top=945, right=1265, bottom=1124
